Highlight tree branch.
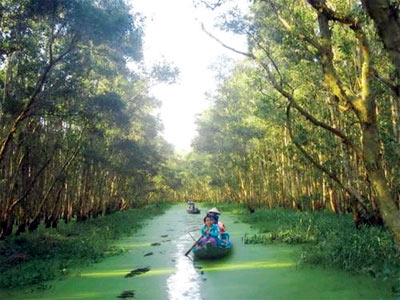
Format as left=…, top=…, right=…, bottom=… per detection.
left=0, top=33, right=78, bottom=164
left=201, top=22, right=363, bottom=157
left=263, top=0, right=322, bottom=51
left=307, top=0, right=360, bottom=28
left=286, top=102, right=367, bottom=205
left=201, top=23, right=255, bottom=58
left=373, top=68, right=400, bottom=97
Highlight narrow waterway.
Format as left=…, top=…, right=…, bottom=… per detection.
left=1, top=204, right=393, bottom=299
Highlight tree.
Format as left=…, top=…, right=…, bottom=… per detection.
left=194, top=0, right=400, bottom=244
left=0, top=0, right=176, bottom=238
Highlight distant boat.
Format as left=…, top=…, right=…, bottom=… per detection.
left=186, top=206, right=200, bottom=214
left=193, top=233, right=232, bottom=259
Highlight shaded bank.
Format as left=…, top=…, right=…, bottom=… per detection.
left=0, top=203, right=170, bottom=288
left=0, top=204, right=393, bottom=299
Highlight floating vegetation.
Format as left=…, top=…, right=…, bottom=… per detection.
left=0, top=204, right=169, bottom=288
left=243, top=231, right=307, bottom=244
left=117, top=290, right=135, bottom=298
left=241, top=208, right=400, bottom=283
left=125, top=267, right=150, bottom=278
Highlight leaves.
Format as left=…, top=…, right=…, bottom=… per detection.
left=0, top=0, right=173, bottom=239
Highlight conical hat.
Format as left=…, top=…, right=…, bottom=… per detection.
left=208, top=207, right=221, bottom=214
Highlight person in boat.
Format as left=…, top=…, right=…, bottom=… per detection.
left=207, top=207, right=226, bottom=233
left=186, top=199, right=194, bottom=210
left=199, top=215, right=219, bottom=247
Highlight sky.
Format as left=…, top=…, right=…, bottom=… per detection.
left=131, top=0, right=249, bottom=152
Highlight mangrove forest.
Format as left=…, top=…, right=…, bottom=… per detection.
left=1, top=0, right=400, bottom=299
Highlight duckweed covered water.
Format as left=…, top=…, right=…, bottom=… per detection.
left=0, top=204, right=393, bottom=299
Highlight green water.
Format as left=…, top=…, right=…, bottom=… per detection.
left=0, top=204, right=393, bottom=299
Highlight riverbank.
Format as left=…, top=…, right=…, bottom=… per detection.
left=211, top=202, right=400, bottom=295
left=0, top=203, right=170, bottom=288
left=0, top=203, right=394, bottom=300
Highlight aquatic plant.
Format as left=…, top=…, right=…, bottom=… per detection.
left=240, top=208, right=400, bottom=284
left=0, top=203, right=170, bottom=288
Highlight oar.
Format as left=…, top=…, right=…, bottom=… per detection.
left=188, top=231, right=196, bottom=241
left=185, top=236, right=203, bottom=256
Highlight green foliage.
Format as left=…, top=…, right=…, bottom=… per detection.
left=202, top=201, right=245, bottom=214
left=150, top=61, right=180, bottom=84
left=240, top=208, right=400, bottom=282
left=0, top=0, right=178, bottom=241
left=0, top=203, right=170, bottom=288
left=173, top=1, right=400, bottom=247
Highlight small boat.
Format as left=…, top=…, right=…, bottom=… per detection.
left=186, top=206, right=200, bottom=214
left=193, top=233, right=232, bottom=259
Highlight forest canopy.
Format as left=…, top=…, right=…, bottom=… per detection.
left=172, top=0, right=400, bottom=246
left=1, top=0, right=400, bottom=248
left=0, top=0, right=177, bottom=239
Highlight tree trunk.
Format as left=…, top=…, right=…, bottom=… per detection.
left=362, top=122, right=400, bottom=241
left=362, top=0, right=400, bottom=79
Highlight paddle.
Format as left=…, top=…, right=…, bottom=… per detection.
left=188, top=231, right=196, bottom=241
left=184, top=235, right=203, bottom=256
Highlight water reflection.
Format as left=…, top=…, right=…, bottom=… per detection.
left=166, top=218, right=203, bottom=300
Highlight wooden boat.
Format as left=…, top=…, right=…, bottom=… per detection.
left=186, top=206, right=200, bottom=214
left=193, top=233, right=232, bottom=259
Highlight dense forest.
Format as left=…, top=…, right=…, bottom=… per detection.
left=1, top=0, right=400, bottom=250
left=166, top=0, right=400, bottom=246
left=0, top=0, right=178, bottom=239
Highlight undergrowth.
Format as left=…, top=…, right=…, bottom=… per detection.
left=0, top=203, right=170, bottom=288
left=203, top=203, right=400, bottom=292
left=237, top=208, right=400, bottom=290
